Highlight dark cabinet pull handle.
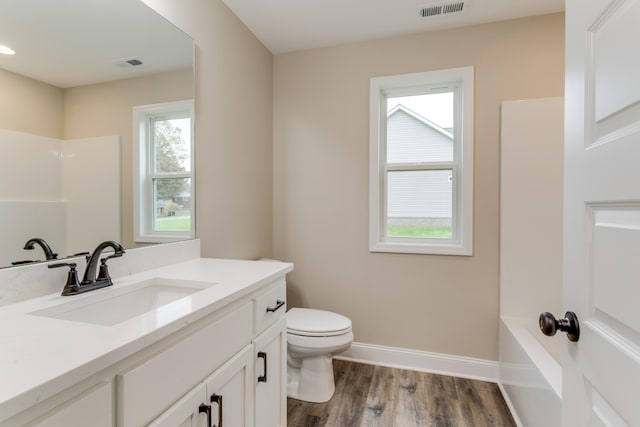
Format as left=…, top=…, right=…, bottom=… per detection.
left=539, top=311, right=580, bottom=342
left=266, top=300, right=285, bottom=313
left=199, top=403, right=212, bottom=427
left=211, top=393, right=223, bottom=427
left=257, top=351, right=268, bottom=383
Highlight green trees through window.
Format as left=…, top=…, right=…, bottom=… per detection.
left=134, top=100, right=194, bottom=242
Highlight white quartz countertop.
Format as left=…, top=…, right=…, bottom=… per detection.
left=0, top=257, right=293, bottom=422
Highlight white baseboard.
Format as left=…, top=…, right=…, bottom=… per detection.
left=334, top=341, right=499, bottom=383
left=497, top=382, right=524, bottom=427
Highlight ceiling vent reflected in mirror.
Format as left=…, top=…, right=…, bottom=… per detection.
left=419, top=1, right=465, bottom=18
left=113, top=58, right=145, bottom=68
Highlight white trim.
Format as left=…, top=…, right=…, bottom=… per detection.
left=497, top=382, right=525, bottom=427
left=334, top=341, right=499, bottom=383
left=133, top=100, right=195, bottom=243
left=387, top=104, right=453, bottom=139
left=369, top=67, right=474, bottom=256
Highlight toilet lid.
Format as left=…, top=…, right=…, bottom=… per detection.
left=287, top=308, right=352, bottom=337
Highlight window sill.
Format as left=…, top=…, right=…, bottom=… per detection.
left=369, top=241, right=472, bottom=256
left=134, top=234, right=193, bottom=244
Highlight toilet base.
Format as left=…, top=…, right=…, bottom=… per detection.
left=287, top=355, right=336, bottom=403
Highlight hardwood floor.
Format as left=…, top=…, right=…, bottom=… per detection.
left=287, top=360, right=516, bottom=427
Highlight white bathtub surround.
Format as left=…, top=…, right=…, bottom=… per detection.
left=0, top=201, right=67, bottom=269
left=60, top=136, right=121, bottom=256
left=0, top=239, right=201, bottom=306
left=498, top=97, right=564, bottom=426
left=499, top=317, right=561, bottom=427
left=0, top=129, right=120, bottom=266
left=0, top=248, right=293, bottom=424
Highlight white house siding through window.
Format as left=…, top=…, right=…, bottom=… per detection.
left=386, top=105, right=453, bottom=227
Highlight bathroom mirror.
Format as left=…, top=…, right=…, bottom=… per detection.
left=0, top=0, right=194, bottom=268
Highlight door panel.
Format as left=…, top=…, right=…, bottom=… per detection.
left=593, top=0, right=640, bottom=123
left=592, top=207, right=640, bottom=330
left=564, top=0, right=640, bottom=425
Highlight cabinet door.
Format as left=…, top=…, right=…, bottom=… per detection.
left=148, top=383, right=208, bottom=427
left=203, top=345, right=254, bottom=427
left=254, top=317, right=287, bottom=427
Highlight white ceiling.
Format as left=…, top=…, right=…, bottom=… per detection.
left=222, top=0, right=565, bottom=54
left=0, top=0, right=193, bottom=88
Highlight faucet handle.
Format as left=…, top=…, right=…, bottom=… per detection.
left=48, top=261, right=77, bottom=269
left=48, top=262, right=81, bottom=296
left=96, top=253, right=122, bottom=282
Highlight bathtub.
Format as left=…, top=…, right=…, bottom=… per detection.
left=499, top=316, right=562, bottom=427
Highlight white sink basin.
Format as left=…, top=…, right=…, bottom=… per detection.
left=30, top=278, right=217, bottom=326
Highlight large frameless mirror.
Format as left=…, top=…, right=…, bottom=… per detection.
left=0, top=0, right=194, bottom=268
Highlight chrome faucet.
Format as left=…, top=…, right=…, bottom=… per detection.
left=23, top=238, right=57, bottom=260
left=49, top=240, right=125, bottom=296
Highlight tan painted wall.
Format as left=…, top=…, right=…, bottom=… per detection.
left=141, top=0, right=274, bottom=259
left=63, top=69, right=193, bottom=249
left=273, top=13, right=565, bottom=360
left=0, top=69, right=63, bottom=138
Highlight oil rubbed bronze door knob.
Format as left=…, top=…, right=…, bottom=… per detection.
left=539, top=311, right=580, bottom=342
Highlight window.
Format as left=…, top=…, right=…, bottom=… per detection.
left=369, top=67, right=473, bottom=255
left=133, top=100, right=194, bottom=243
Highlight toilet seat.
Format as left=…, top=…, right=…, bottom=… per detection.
left=287, top=308, right=352, bottom=337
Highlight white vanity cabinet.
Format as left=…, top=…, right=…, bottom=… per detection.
left=141, top=278, right=288, bottom=427
left=150, top=345, right=254, bottom=427
left=203, top=345, right=254, bottom=426
left=147, top=383, right=207, bottom=427
left=253, top=280, right=287, bottom=427
left=1, top=261, right=291, bottom=427
left=117, top=302, right=254, bottom=426
left=25, top=382, right=113, bottom=427
left=254, top=318, right=287, bottom=427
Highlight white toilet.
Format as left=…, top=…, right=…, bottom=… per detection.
left=286, top=307, right=353, bottom=403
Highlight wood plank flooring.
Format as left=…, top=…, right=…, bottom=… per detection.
left=287, top=360, right=516, bottom=427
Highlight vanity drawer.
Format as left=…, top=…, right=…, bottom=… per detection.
left=254, top=279, right=287, bottom=334
left=27, top=382, right=113, bottom=427
left=117, top=301, right=253, bottom=427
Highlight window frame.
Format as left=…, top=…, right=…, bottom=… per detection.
left=369, top=67, right=474, bottom=256
left=133, top=100, right=195, bottom=243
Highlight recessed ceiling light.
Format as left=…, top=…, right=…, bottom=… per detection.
left=0, top=45, right=15, bottom=55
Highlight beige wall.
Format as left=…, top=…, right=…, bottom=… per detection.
left=64, top=69, right=193, bottom=249
left=142, top=0, right=274, bottom=259
left=0, top=69, right=63, bottom=138
left=273, top=13, right=565, bottom=360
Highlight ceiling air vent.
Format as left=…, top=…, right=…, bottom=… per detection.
left=419, top=1, right=464, bottom=18
left=113, top=58, right=144, bottom=68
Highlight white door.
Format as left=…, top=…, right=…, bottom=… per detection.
left=563, top=0, right=640, bottom=425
